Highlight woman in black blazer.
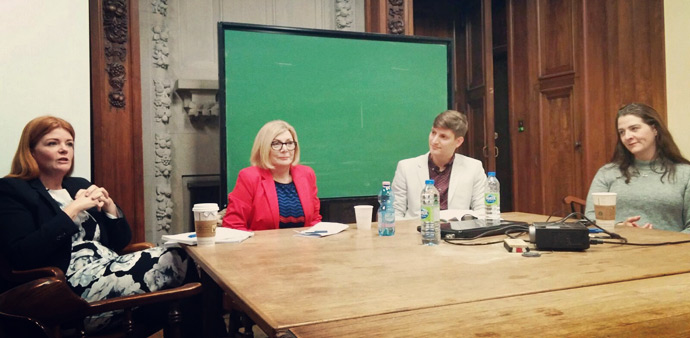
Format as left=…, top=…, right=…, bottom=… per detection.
left=0, top=116, right=189, bottom=333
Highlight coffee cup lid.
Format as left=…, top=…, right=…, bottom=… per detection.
left=193, top=203, right=219, bottom=212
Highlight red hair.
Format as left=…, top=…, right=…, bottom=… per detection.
left=6, top=116, right=76, bottom=180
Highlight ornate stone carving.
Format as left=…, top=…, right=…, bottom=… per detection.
left=335, top=0, right=354, bottom=31
left=153, top=79, right=172, bottom=123
left=152, top=0, right=168, bottom=16
left=152, top=25, right=169, bottom=69
left=174, top=80, right=219, bottom=118
left=154, top=133, right=172, bottom=178
left=150, top=0, right=173, bottom=237
left=387, top=0, right=405, bottom=34
left=155, top=183, right=173, bottom=231
left=102, top=0, right=129, bottom=108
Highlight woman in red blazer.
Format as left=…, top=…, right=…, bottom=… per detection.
left=222, top=120, right=322, bottom=231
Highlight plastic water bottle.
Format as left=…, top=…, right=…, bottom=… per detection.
left=420, top=179, right=440, bottom=245
left=485, top=172, right=501, bottom=224
left=377, top=181, right=395, bottom=236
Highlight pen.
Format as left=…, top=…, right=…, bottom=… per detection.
left=188, top=234, right=197, bottom=238
left=302, top=230, right=328, bottom=235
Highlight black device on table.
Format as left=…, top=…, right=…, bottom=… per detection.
left=416, top=216, right=529, bottom=239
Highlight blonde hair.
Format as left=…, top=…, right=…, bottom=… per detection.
left=7, top=116, right=76, bottom=180
left=250, top=120, right=300, bottom=169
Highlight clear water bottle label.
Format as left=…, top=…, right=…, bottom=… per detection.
left=485, top=192, right=499, bottom=206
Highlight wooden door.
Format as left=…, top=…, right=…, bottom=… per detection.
left=414, top=0, right=512, bottom=208
left=508, top=0, right=667, bottom=216
left=412, top=0, right=497, bottom=170
left=90, top=0, right=145, bottom=242
left=463, top=0, right=496, bottom=172
left=509, top=0, right=584, bottom=215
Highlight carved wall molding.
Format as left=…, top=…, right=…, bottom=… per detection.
left=153, top=79, right=172, bottom=123
left=103, top=0, right=128, bottom=108
left=152, top=0, right=168, bottom=16
left=174, top=79, right=219, bottom=118
left=154, top=132, right=172, bottom=231
left=152, top=24, right=169, bottom=69
left=155, top=183, right=173, bottom=231
left=335, top=0, right=354, bottom=30
left=150, top=1, right=173, bottom=234
left=154, top=132, right=172, bottom=178
left=387, top=0, right=405, bottom=34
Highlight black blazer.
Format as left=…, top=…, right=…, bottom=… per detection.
left=0, top=177, right=131, bottom=278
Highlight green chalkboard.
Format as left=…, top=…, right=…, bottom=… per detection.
left=219, top=23, right=452, bottom=201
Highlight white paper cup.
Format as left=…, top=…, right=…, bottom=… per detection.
left=192, top=203, right=219, bottom=245
left=354, top=205, right=373, bottom=230
left=592, top=192, right=616, bottom=232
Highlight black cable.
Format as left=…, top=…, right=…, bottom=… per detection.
left=599, top=239, right=690, bottom=246
left=544, top=211, right=628, bottom=242
left=443, top=239, right=503, bottom=246
left=443, top=225, right=530, bottom=246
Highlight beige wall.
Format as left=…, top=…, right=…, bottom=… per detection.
left=0, top=0, right=91, bottom=178
left=665, top=0, right=690, bottom=158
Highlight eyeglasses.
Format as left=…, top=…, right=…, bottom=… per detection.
left=270, top=141, right=297, bottom=150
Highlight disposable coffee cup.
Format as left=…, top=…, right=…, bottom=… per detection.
left=354, top=205, right=373, bottom=230
left=592, top=192, right=616, bottom=232
left=192, top=203, right=219, bottom=245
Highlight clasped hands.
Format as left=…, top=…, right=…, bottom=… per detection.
left=622, top=215, right=653, bottom=229
left=63, top=185, right=117, bottom=219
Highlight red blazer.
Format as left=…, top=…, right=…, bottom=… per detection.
left=222, top=165, right=322, bottom=231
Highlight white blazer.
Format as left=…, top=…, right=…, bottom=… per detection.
left=391, top=153, right=487, bottom=219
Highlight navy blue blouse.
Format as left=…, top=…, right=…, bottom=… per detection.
left=275, top=181, right=305, bottom=228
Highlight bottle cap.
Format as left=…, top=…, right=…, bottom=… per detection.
left=488, top=172, right=496, bottom=177
left=425, top=179, right=434, bottom=184
left=382, top=181, right=390, bottom=186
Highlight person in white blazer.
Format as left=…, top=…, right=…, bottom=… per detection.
left=392, top=110, right=487, bottom=219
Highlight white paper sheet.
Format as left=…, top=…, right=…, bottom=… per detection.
left=162, top=227, right=254, bottom=246
left=295, top=222, right=349, bottom=237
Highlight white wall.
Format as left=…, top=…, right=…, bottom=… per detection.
left=0, top=0, right=91, bottom=178
left=665, top=0, right=690, bottom=158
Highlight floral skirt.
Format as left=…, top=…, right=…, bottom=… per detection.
left=65, top=241, right=188, bottom=332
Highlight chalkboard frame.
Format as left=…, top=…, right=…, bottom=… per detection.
left=218, top=22, right=454, bottom=209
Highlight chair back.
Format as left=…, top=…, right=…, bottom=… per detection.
left=563, top=195, right=586, bottom=214
left=0, top=252, right=62, bottom=294
left=0, top=310, right=53, bottom=338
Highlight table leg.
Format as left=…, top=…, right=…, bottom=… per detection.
left=199, top=269, right=228, bottom=337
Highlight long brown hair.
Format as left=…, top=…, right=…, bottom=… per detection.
left=611, top=103, right=689, bottom=183
left=6, top=116, right=76, bottom=180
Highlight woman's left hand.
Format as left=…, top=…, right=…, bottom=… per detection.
left=623, top=216, right=653, bottom=229
left=78, top=185, right=118, bottom=215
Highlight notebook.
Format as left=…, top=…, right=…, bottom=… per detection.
left=438, top=219, right=529, bottom=239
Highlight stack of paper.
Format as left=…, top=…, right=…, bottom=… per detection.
left=295, top=222, right=349, bottom=237
left=162, top=227, right=254, bottom=246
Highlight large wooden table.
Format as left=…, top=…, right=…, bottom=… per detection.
left=185, top=212, right=690, bottom=337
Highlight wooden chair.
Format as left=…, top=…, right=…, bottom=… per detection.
left=563, top=195, right=586, bottom=214
left=0, top=310, right=52, bottom=337
left=0, top=243, right=202, bottom=338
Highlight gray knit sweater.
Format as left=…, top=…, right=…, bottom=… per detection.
left=585, top=160, right=690, bottom=233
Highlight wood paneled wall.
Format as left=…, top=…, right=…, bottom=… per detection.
left=509, top=0, right=666, bottom=215
left=89, top=0, right=145, bottom=242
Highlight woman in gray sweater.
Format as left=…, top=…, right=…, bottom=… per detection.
left=585, top=103, right=690, bottom=232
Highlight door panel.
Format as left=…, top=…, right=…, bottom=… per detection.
left=540, top=87, right=581, bottom=215
left=509, top=0, right=583, bottom=215
left=538, top=0, right=575, bottom=76
left=464, top=0, right=495, bottom=171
